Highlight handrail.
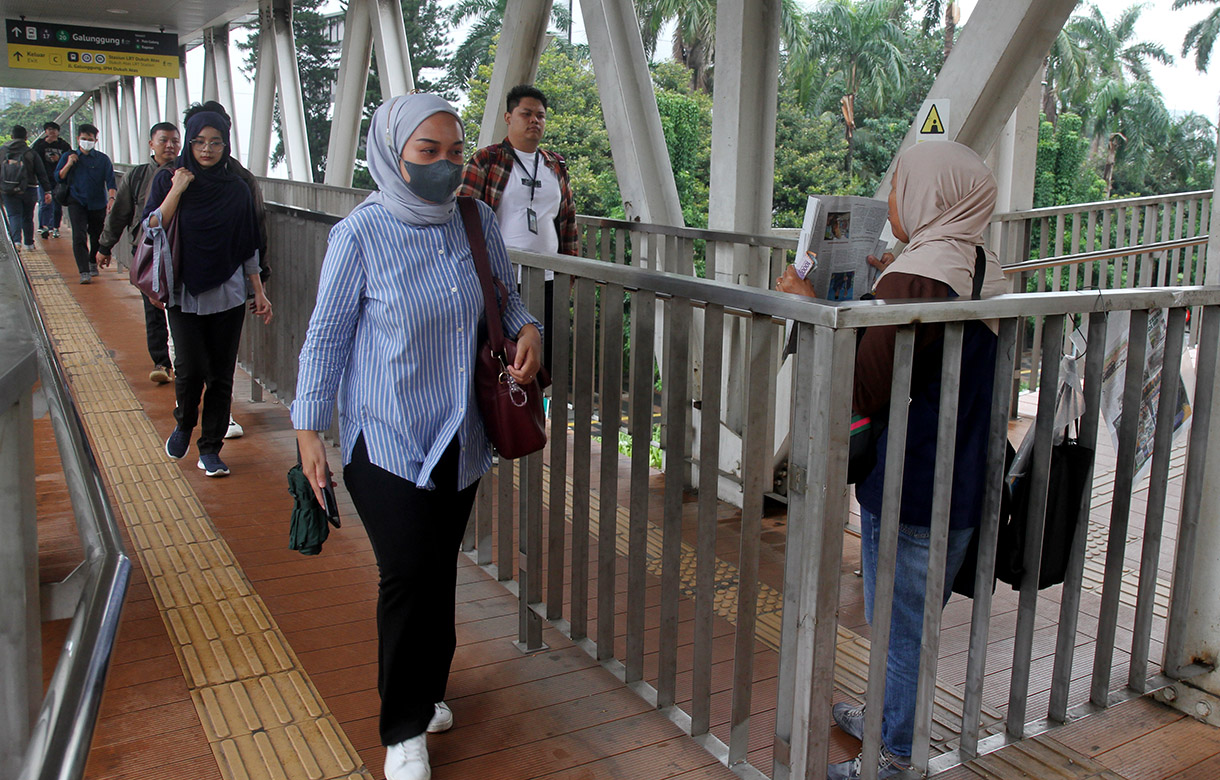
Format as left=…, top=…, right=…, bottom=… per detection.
left=7, top=245, right=132, bottom=780
left=1002, top=235, right=1210, bottom=274
left=575, top=214, right=799, bottom=251
left=993, top=188, right=1213, bottom=222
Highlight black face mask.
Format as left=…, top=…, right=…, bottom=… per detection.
left=402, top=158, right=463, bottom=203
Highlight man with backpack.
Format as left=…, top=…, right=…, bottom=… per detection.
left=32, top=121, right=72, bottom=238
left=56, top=124, right=116, bottom=285
left=99, top=121, right=180, bottom=385
left=1, top=125, right=52, bottom=249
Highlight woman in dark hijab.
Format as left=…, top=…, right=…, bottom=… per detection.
left=292, top=93, right=541, bottom=780
left=143, top=109, right=272, bottom=477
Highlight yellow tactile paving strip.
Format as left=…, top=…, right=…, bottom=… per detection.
left=536, top=464, right=1007, bottom=754
left=23, top=250, right=373, bottom=780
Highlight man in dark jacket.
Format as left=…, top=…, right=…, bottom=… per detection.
left=2, top=125, right=52, bottom=249
left=32, top=121, right=72, bottom=238
left=99, top=121, right=180, bottom=384
left=56, top=123, right=116, bottom=284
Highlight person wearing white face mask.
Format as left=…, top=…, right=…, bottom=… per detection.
left=55, top=123, right=116, bottom=285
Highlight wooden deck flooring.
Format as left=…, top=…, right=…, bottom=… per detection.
left=25, top=227, right=1220, bottom=780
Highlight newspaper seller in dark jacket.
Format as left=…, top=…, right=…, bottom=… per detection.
left=99, top=121, right=181, bottom=385
left=1, top=125, right=52, bottom=249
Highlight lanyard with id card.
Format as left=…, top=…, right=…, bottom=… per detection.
left=509, top=147, right=542, bottom=234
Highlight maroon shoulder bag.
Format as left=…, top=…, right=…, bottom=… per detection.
left=457, top=197, right=550, bottom=459
left=130, top=212, right=181, bottom=306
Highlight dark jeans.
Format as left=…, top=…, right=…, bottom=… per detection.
left=143, top=294, right=171, bottom=368
left=343, top=434, right=478, bottom=746
left=38, top=187, right=62, bottom=230
left=3, top=187, right=37, bottom=245
left=165, top=304, right=245, bottom=455
left=67, top=202, right=105, bottom=273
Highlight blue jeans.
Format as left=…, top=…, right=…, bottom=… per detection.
left=37, top=186, right=61, bottom=230
left=859, top=506, right=974, bottom=758
left=3, top=187, right=37, bottom=245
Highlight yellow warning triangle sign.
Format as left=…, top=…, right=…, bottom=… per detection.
left=921, top=104, right=945, bottom=135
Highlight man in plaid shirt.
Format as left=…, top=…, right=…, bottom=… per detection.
left=459, top=84, right=578, bottom=373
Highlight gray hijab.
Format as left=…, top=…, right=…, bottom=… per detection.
left=352, top=93, right=463, bottom=226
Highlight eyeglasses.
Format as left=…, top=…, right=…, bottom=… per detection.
left=190, top=139, right=225, bottom=151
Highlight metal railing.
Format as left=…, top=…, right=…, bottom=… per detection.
left=1, top=243, right=132, bottom=780
left=249, top=201, right=1220, bottom=778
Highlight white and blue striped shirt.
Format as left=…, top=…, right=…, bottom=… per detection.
left=291, top=200, right=540, bottom=490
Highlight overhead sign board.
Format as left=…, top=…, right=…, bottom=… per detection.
left=6, top=19, right=179, bottom=79
left=915, top=98, right=950, bottom=143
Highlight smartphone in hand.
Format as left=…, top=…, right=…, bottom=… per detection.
left=321, top=484, right=341, bottom=527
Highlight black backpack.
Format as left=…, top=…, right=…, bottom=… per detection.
left=0, top=149, right=28, bottom=195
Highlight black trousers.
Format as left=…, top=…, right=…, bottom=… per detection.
left=165, top=304, right=245, bottom=455
left=67, top=202, right=105, bottom=274
left=343, top=435, right=478, bottom=746
left=143, top=294, right=171, bottom=369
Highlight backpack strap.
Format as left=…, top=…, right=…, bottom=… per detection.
left=972, top=246, right=986, bottom=300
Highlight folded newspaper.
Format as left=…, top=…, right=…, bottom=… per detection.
left=794, top=195, right=890, bottom=301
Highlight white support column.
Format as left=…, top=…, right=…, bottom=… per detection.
left=104, top=83, right=123, bottom=161
left=165, top=46, right=189, bottom=124
left=207, top=25, right=241, bottom=160
left=270, top=0, right=314, bottom=181
left=708, top=0, right=781, bottom=286
left=370, top=0, right=414, bottom=97
left=477, top=0, right=553, bottom=149
left=1207, top=116, right=1220, bottom=287
left=987, top=68, right=1042, bottom=252
left=91, top=89, right=107, bottom=151
left=140, top=77, right=160, bottom=138
left=580, top=0, right=682, bottom=224
left=248, top=0, right=281, bottom=178
left=877, top=0, right=1081, bottom=191
left=324, top=0, right=373, bottom=186
left=202, top=29, right=220, bottom=103
left=121, top=76, right=140, bottom=164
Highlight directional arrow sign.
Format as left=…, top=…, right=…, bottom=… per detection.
left=6, top=18, right=178, bottom=78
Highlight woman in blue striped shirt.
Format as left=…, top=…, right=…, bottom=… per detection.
left=293, top=94, right=542, bottom=780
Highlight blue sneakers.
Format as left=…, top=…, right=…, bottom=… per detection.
left=165, top=428, right=190, bottom=460
left=197, top=453, right=230, bottom=477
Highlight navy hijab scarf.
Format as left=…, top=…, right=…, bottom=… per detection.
left=143, top=111, right=260, bottom=295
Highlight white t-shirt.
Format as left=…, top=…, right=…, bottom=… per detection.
left=496, top=144, right=562, bottom=282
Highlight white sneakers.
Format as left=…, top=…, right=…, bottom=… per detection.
left=384, top=703, right=452, bottom=780
left=224, top=416, right=244, bottom=439
left=384, top=734, right=429, bottom=780
left=427, top=702, right=453, bottom=733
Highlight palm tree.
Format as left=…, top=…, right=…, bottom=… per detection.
left=633, top=0, right=810, bottom=93
left=445, top=0, right=571, bottom=94
left=1172, top=0, right=1220, bottom=71
left=1090, top=78, right=1170, bottom=195
left=1041, top=24, right=1089, bottom=126
left=794, top=0, right=909, bottom=171
left=1071, top=3, right=1173, bottom=85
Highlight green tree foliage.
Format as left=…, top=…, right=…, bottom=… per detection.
left=793, top=0, right=910, bottom=171
left=1033, top=113, right=1104, bottom=209
left=0, top=95, right=93, bottom=136
left=1113, top=111, right=1216, bottom=195
left=444, top=0, right=570, bottom=96
left=772, top=85, right=852, bottom=227
left=1173, top=0, right=1220, bottom=71
left=239, top=0, right=336, bottom=182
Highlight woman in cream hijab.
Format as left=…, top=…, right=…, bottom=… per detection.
left=778, top=141, right=1003, bottom=780
left=293, top=94, right=542, bottom=780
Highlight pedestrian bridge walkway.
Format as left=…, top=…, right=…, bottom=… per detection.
left=23, top=223, right=1220, bottom=780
